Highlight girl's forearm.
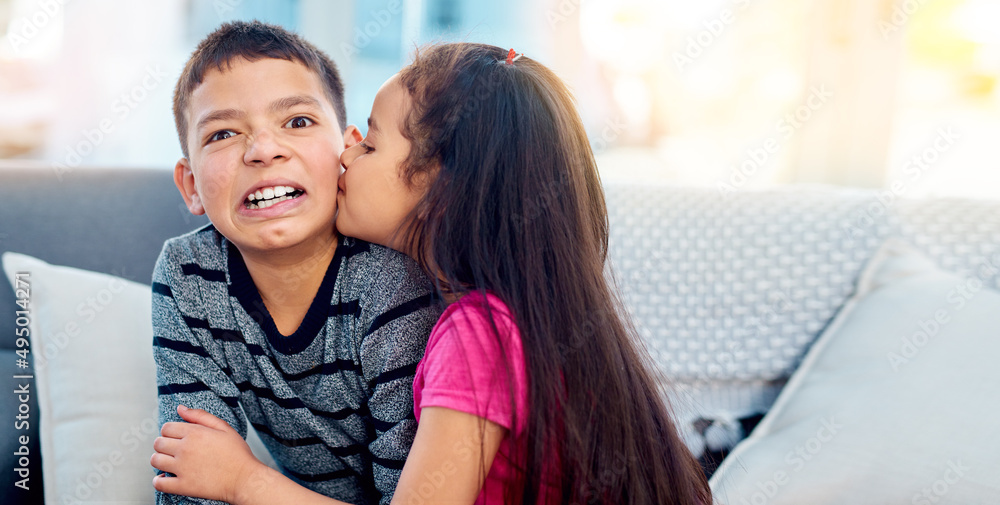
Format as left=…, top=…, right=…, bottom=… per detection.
left=233, top=463, right=354, bottom=505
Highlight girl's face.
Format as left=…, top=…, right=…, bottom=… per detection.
left=337, top=74, right=427, bottom=253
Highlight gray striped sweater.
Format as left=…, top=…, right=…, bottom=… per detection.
left=152, top=225, right=442, bottom=505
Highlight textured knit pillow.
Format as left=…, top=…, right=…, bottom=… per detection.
left=604, top=184, right=891, bottom=382
left=708, top=239, right=1000, bottom=503
left=894, top=197, right=1000, bottom=292
left=603, top=183, right=892, bottom=441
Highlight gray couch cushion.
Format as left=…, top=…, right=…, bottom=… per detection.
left=0, top=166, right=208, bottom=505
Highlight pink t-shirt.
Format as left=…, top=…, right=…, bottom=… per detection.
left=413, top=291, right=557, bottom=504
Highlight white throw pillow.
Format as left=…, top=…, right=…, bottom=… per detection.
left=2, top=252, right=275, bottom=505
left=708, top=239, right=1000, bottom=504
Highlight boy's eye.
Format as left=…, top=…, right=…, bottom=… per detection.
left=359, top=140, right=374, bottom=153
left=209, top=130, right=235, bottom=143
left=285, top=116, right=314, bottom=128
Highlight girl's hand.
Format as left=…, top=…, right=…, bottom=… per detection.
left=151, top=405, right=264, bottom=504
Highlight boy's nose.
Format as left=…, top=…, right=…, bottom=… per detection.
left=244, top=130, right=289, bottom=166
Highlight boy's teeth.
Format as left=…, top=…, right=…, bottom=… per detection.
left=245, top=186, right=302, bottom=208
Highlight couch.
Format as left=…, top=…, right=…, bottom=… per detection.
left=2, top=165, right=998, bottom=504
left=0, top=166, right=208, bottom=505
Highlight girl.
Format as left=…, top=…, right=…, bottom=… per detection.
left=152, top=43, right=711, bottom=505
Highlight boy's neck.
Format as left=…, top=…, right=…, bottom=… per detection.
left=237, top=233, right=339, bottom=336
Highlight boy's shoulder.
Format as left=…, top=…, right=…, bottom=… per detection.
left=158, top=223, right=226, bottom=265
left=338, top=236, right=432, bottom=299
left=154, top=224, right=229, bottom=286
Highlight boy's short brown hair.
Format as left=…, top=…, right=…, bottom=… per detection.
left=172, top=20, right=347, bottom=158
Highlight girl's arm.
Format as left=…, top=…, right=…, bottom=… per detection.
left=151, top=405, right=505, bottom=505
left=391, top=406, right=506, bottom=504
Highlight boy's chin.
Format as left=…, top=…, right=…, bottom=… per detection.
left=230, top=223, right=338, bottom=257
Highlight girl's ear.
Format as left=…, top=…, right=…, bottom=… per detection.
left=343, top=125, right=363, bottom=149
left=412, top=161, right=441, bottom=192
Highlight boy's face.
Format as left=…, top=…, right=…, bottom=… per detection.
left=175, top=57, right=357, bottom=256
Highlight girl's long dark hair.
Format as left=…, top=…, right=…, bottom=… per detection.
left=397, top=43, right=711, bottom=505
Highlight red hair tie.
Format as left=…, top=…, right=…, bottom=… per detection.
left=505, top=48, right=523, bottom=65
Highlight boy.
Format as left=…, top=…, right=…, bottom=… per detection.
left=151, top=21, right=440, bottom=505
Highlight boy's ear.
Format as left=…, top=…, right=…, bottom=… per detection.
left=174, top=158, right=206, bottom=215
left=343, top=125, right=363, bottom=149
